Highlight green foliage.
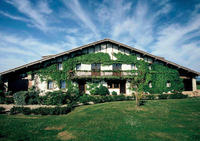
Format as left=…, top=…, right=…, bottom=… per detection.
left=113, top=52, right=137, bottom=64
left=10, top=107, right=31, bottom=115
left=13, top=87, right=40, bottom=105
left=10, top=105, right=73, bottom=115
left=141, top=94, right=188, bottom=100
left=40, top=91, right=67, bottom=105
left=13, top=91, right=28, bottom=105
left=97, top=85, right=110, bottom=96
left=79, top=94, right=133, bottom=104
left=1, top=98, right=200, bottom=141
left=29, top=52, right=184, bottom=95
left=39, top=84, right=80, bottom=105
left=144, top=63, right=184, bottom=94
left=112, top=91, right=117, bottom=95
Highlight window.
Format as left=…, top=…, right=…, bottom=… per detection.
left=114, top=83, right=119, bottom=88
left=107, top=82, right=120, bottom=88
left=60, top=80, right=66, bottom=89
left=166, top=81, right=171, bottom=87
left=131, top=64, right=137, bottom=70
left=113, top=63, right=121, bottom=70
left=91, top=63, right=101, bottom=71
left=76, top=64, right=81, bottom=70
left=58, top=63, right=63, bottom=70
left=48, top=81, right=53, bottom=89
left=148, top=81, right=152, bottom=88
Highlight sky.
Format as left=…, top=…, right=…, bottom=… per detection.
left=0, top=0, right=200, bottom=73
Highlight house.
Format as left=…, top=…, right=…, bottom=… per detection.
left=0, top=39, right=199, bottom=95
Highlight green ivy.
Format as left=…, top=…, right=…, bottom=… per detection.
left=29, top=52, right=183, bottom=94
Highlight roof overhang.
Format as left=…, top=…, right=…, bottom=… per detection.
left=0, top=38, right=199, bottom=76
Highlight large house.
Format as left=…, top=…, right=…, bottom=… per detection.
left=0, top=39, right=199, bottom=95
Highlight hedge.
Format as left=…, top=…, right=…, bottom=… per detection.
left=10, top=104, right=73, bottom=115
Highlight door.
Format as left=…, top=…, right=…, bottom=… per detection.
left=120, top=81, right=126, bottom=94
left=78, top=81, right=86, bottom=94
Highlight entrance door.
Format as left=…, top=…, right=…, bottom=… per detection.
left=120, top=81, right=126, bottom=94
left=78, top=81, right=86, bottom=94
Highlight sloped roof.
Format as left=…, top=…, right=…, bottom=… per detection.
left=0, top=38, right=199, bottom=76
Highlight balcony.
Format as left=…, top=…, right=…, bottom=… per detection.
left=71, top=70, right=137, bottom=79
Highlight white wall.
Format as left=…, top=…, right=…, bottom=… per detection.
left=122, top=64, right=131, bottom=70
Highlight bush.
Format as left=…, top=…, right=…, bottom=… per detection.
left=10, top=107, right=31, bottom=115
left=26, top=87, right=40, bottom=104
left=5, top=97, right=14, bottom=104
left=158, top=94, right=169, bottom=99
left=13, top=91, right=28, bottom=105
left=0, top=96, right=5, bottom=104
left=41, top=91, right=67, bottom=105
left=0, top=107, right=5, bottom=114
left=168, top=93, right=188, bottom=99
left=79, top=94, right=93, bottom=104
left=98, top=85, right=110, bottom=96
left=113, top=95, right=126, bottom=101
left=112, top=91, right=117, bottom=96
left=10, top=105, right=73, bottom=115
left=91, top=84, right=110, bottom=96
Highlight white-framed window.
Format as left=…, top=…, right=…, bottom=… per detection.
left=58, top=63, right=63, bottom=70
left=76, top=64, right=81, bottom=70
left=113, top=63, right=121, bottom=70
left=60, top=80, right=66, bottom=89
left=48, top=81, right=53, bottom=89
left=166, top=81, right=171, bottom=87
left=149, top=81, right=152, bottom=88
left=131, top=64, right=137, bottom=70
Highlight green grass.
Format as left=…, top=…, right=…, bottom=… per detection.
left=197, top=84, right=200, bottom=90
left=1, top=98, right=200, bottom=141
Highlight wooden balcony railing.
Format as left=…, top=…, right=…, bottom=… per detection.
left=73, top=70, right=135, bottom=78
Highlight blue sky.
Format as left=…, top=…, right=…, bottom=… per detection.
left=0, top=0, right=200, bottom=73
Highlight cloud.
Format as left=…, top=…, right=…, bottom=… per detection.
left=5, top=0, right=52, bottom=32
left=0, top=11, right=30, bottom=22
left=150, top=5, right=200, bottom=71
left=62, top=0, right=100, bottom=39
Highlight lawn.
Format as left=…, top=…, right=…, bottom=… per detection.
left=0, top=98, right=200, bottom=141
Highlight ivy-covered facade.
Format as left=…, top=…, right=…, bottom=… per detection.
left=0, top=39, right=199, bottom=95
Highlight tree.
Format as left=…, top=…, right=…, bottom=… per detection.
left=130, top=61, right=151, bottom=107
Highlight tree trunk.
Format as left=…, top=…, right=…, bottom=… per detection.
left=135, top=92, right=139, bottom=107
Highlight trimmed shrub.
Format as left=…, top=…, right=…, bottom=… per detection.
left=168, top=93, right=188, bottom=99
left=113, top=95, right=126, bottom=101
left=5, top=97, right=14, bottom=104
left=79, top=94, right=93, bottom=104
left=0, top=107, right=5, bottom=114
left=41, top=91, right=66, bottom=105
left=13, top=91, right=28, bottom=105
left=158, top=94, right=169, bottom=99
left=112, top=91, right=117, bottom=96
left=98, top=85, right=110, bottom=96
left=10, top=107, right=31, bottom=115
left=0, top=96, right=5, bottom=104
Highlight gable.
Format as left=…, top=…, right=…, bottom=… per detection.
left=0, top=38, right=199, bottom=76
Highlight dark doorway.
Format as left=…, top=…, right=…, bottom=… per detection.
left=183, top=79, right=192, bottom=91
left=78, top=81, right=86, bottom=94
left=8, top=79, right=28, bottom=93
left=120, top=81, right=126, bottom=94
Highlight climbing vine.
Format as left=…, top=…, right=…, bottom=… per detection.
left=28, top=52, right=183, bottom=94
